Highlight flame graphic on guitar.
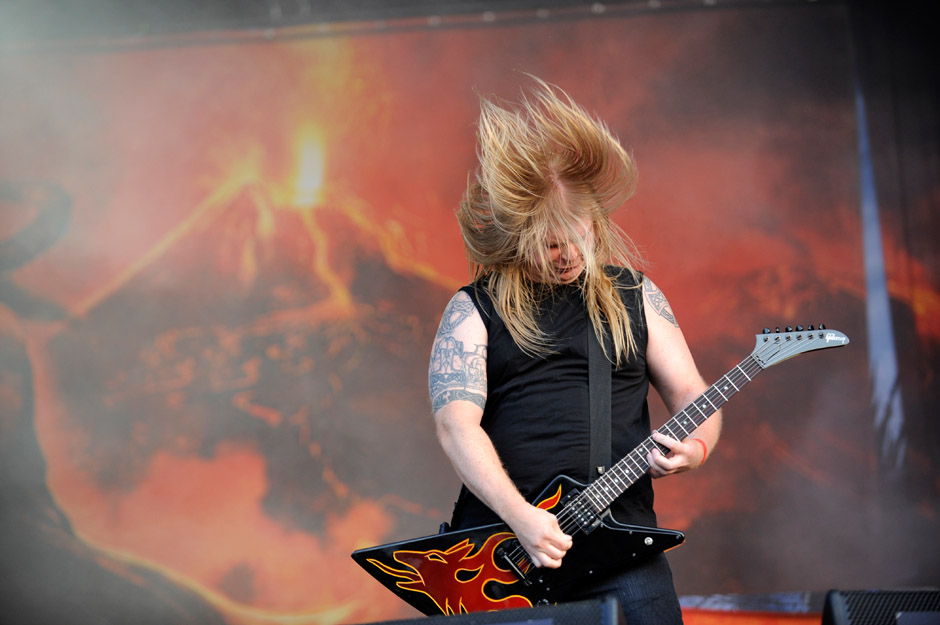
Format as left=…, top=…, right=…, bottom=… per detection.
left=361, top=488, right=563, bottom=615
left=352, top=326, right=850, bottom=615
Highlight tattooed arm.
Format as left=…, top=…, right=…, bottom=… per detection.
left=642, top=276, right=722, bottom=476
left=430, top=291, right=572, bottom=569
left=429, top=291, right=488, bottom=413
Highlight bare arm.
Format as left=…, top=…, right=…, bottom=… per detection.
left=430, top=291, right=572, bottom=567
left=642, top=277, right=722, bottom=476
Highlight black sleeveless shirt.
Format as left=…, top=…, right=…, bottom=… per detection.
left=451, top=267, right=657, bottom=530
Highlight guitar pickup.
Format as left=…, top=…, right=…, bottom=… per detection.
left=561, top=490, right=602, bottom=534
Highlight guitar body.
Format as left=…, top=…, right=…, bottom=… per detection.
left=351, top=474, right=685, bottom=616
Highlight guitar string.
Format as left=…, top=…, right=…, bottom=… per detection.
left=502, top=331, right=830, bottom=571
left=504, top=355, right=765, bottom=567
left=503, top=355, right=764, bottom=568
left=585, top=329, right=822, bottom=511
left=574, top=333, right=828, bottom=523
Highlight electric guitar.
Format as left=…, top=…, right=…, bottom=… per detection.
left=351, top=325, right=850, bottom=616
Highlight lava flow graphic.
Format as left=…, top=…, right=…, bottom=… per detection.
left=21, top=38, right=464, bottom=625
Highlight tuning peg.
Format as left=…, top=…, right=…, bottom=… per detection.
left=775, top=327, right=781, bottom=333
left=808, top=325, right=814, bottom=331
left=763, top=328, right=771, bottom=334
left=819, top=323, right=826, bottom=330
left=796, top=325, right=804, bottom=331
left=786, top=326, right=793, bottom=332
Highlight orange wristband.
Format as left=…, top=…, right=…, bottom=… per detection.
left=691, top=438, right=708, bottom=465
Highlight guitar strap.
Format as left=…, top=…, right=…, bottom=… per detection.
left=587, top=323, right=612, bottom=481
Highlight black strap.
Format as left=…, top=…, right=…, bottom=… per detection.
left=587, top=324, right=612, bottom=481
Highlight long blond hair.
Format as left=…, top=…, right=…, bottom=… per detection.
left=457, top=77, right=644, bottom=364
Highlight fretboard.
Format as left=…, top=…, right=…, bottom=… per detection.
left=581, top=354, right=764, bottom=513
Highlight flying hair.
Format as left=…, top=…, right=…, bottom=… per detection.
left=457, top=76, right=644, bottom=363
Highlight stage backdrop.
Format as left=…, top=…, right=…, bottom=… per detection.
left=1, top=3, right=937, bottom=625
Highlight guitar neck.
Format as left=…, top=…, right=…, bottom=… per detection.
left=583, top=354, right=763, bottom=513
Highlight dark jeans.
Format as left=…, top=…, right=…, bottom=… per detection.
left=563, top=553, right=683, bottom=625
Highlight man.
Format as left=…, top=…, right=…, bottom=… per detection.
left=428, top=77, right=720, bottom=624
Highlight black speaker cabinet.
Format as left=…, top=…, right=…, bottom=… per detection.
left=364, top=597, right=625, bottom=625
left=823, top=589, right=940, bottom=625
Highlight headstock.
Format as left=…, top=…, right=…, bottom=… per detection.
left=753, top=324, right=850, bottom=368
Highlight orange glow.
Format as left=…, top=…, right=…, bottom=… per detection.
left=683, top=610, right=821, bottom=625
left=291, top=126, right=327, bottom=209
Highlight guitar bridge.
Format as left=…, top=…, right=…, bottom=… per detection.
left=496, top=544, right=534, bottom=587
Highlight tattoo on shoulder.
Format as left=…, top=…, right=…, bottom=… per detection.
left=437, top=295, right=475, bottom=334
left=429, top=295, right=488, bottom=413
left=643, top=278, right=679, bottom=327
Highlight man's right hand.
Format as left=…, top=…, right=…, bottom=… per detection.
left=505, top=502, right=573, bottom=569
